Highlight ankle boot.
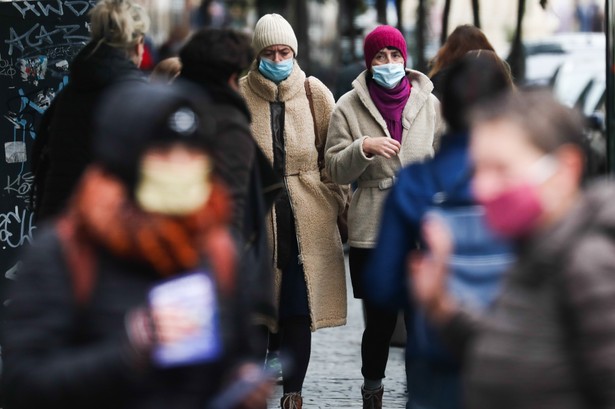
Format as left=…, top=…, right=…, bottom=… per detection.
left=280, top=392, right=303, bottom=409
left=362, top=384, right=383, bottom=409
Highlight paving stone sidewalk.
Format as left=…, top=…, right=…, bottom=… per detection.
left=269, top=259, right=408, bottom=408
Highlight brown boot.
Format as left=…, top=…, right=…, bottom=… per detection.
left=280, top=392, right=303, bottom=409
left=362, top=384, right=383, bottom=409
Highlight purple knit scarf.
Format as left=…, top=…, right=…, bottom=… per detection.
left=368, top=76, right=411, bottom=143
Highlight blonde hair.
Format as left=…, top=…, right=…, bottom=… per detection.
left=89, top=0, right=150, bottom=51
left=150, top=57, right=182, bottom=84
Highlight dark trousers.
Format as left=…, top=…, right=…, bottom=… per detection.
left=349, top=247, right=399, bottom=380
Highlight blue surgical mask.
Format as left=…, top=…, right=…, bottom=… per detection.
left=258, top=57, right=294, bottom=83
left=371, top=63, right=406, bottom=89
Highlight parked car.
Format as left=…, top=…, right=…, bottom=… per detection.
left=524, top=32, right=605, bottom=86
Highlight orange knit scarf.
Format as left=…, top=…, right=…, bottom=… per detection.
left=58, top=166, right=236, bottom=300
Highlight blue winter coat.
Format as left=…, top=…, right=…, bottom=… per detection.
left=365, top=131, right=480, bottom=364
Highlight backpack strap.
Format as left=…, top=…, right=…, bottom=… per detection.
left=56, top=216, right=96, bottom=306
left=305, top=77, right=325, bottom=169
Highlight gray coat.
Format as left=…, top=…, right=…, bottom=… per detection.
left=325, top=69, right=444, bottom=248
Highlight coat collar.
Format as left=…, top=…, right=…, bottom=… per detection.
left=351, top=69, right=435, bottom=137
left=243, top=59, right=306, bottom=103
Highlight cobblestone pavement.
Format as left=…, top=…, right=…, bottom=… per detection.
left=269, top=258, right=408, bottom=408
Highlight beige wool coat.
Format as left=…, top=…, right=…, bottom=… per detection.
left=325, top=69, right=444, bottom=249
left=239, top=61, right=348, bottom=332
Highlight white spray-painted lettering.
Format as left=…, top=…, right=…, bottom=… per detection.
left=0, top=53, right=16, bottom=79
left=12, top=0, right=94, bottom=19
left=4, top=261, right=21, bottom=281
left=4, top=172, right=33, bottom=198
left=5, top=23, right=88, bottom=56
left=0, top=206, right=36, bottom=249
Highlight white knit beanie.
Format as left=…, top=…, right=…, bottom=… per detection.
left=252, top=13, right=298, bottom=57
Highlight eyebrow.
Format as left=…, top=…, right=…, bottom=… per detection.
left=265, top=47, right=291, bottom=52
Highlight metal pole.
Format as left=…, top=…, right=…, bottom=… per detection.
left=607, top=0, right=614, bottom=173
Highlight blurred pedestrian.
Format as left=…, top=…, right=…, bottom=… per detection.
left=409, top=90, right=615, bottom=409
left=428, top=25, right=497, bottom=99
left=364, top=50, right=514, bottom=409
left=150, top=57, right=182, bottom=83
left=240, top=13, right=348, bottom=409
left=325, top=24, right=444, bottom=409
left=3, top=82, right=273, bottom=409
left=32, top=0, right=149, bottom=222
left=178, top=27, right=280, bottom=357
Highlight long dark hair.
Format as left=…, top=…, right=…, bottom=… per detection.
left=429, top=25, right=495, bottom=78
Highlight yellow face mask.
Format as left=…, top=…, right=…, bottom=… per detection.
left=136, top=153, right=212, bottom=216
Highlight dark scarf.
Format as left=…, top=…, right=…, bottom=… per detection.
left=58, top=166, right=236, bottom=299
left=368, top=76, right=411, bottom=143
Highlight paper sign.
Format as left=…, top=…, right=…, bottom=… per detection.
left=149, top=271, right=222, bottom=367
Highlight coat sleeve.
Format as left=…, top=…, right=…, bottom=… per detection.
left=562, top=233, right=615, bottom=408
left=209, top=104, right=256, bottom=235
left=1, top=230, right=142, bottom=408
left=325, top=95, right=374, bottom=185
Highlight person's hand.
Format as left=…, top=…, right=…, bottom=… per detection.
left=233, top=363, right=275, bottom=409
left=151, top=306, right=202, bottom=345
left=408, top=216, right=456, bottom=325
left=362, top=136, right=401, bottom=158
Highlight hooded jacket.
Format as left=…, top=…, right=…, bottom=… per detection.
left=325, top=69, right=445, bottom=249
left=239, top=60, right=347, bottom=331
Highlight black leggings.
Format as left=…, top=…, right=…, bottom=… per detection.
left=350, top=247, right=399, bottom=380
left=279, top=315, right=312, bottom=394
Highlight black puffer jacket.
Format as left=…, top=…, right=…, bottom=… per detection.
left=444, top=181, right=615, bottom=409
left=1, top=226, right=251, bottom=409
left=32, top=43, right=144, bottom=221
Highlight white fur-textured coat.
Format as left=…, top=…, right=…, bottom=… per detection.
left=240, top=61, right=348, bottom=331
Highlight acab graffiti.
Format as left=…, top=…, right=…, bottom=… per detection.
left=5, top=23, right=89, bottom=56
left=0, top=206, right=35, bottom=249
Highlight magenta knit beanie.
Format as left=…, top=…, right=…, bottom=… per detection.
left=363, top=25, right=408, bottom=68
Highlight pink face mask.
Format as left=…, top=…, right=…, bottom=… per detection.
left=476, top=155, right=558, bottom=239
left=478, top=183, right=543, bottom=239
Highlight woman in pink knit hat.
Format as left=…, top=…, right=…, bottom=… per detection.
left=325, top=25, right=444, bottom=409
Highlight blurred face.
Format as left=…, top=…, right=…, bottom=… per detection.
left=136, top=144, right=212, bottom=215
left=142, top=144, right=206, bottom=165
left=371, top=47, right=404, bottom=67
left=470, top=119, right=560, bottom=237
left=260, top=45, right=293, bottom=62
left=471, top=119, right=546, bottom=204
